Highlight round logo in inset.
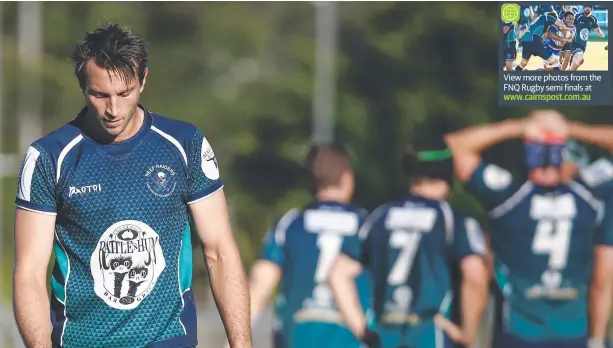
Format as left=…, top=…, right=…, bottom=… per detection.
left=90, top=220, right=166, bottom=310
left=145, top=164, right=177, bottom=198
left=579, top=28, right=589, bottom=42
left=201, top=137, right=220, bottom=180
left=501, top=3, right=521, bottom=23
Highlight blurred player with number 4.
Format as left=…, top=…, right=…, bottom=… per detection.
left=446, top=110, right=613, bottom=348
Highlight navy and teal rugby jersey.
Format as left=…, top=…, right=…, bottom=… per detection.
left=573, top=12, right=600, bottom=47
left=521, top=14, right=558, bottom=43
left=467, top=162, right=603, bottom=341
left=258, top=201, right=372, bottom=348
left=504, top=22, right=517, bottom=43
left=342, top=195, right=486, bottom=346
left=15, top=105, right=222, bottom=348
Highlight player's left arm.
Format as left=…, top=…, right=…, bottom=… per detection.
left=569, top=122, right=613, bottom=153
left=592, top=16, right=605, bottom=38
left=247, top=214, right=294, bottom=327
left=186, top=129, right=252, bottom=348
left=452, top=215, right=490, bottom=346
left=589, top=197, right=613, bottom=344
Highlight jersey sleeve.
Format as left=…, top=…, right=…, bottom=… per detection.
left=186, top=129, right=224, bottom=204
left=258, top=209, right=300, bottom=267
left=591, top=15, right=600, bottom=29
left=258, top=228, right=285, bottom=266
left=594, top=196, right=613, bottom=246
left=451, top=215, right=488, bottom=261
left=466, top=162, right=519, bottom=209
left=342, top=206, right=387, bottom=267
left=579, top=157, right=613, bottom=199
left=14, top=145, right=57, bottom=215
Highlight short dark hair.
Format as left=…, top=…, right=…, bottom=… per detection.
left=563, top=11, right=575, bottom=19
left=305, top=144, right=351, bottom=190
left=403, top=132, right=454, bottom=187
left=69, top=23, right=148, bottom=91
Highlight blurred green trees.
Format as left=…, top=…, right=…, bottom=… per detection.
left=1, top=2, right=612, bottom=299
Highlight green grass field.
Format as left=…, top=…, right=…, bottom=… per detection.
left=515, top=41, right=609, bottom=71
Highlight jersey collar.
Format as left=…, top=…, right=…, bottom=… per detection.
left=72, top=104, right=153, bottom=157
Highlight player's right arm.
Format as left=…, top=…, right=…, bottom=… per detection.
left=589, top=196, right=613, bottom=346
left=328, top=208, right=382, bottom=348
left=13, top=145, right=58, bottom=348
left=444, top=118, right=526, bottom=183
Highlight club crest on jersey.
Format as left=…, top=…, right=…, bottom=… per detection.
left=90, top=220, right=166, bottom=310
left=145, top=164, right=177, bottom=197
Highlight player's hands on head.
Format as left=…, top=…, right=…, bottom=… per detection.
left=524, top=109, right=569, bottom=141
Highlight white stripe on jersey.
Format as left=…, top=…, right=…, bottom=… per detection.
left=274, top=209, right=300, bottom=245
left=18, top=146, right=41, bottom=201
left=438, top=200, right=454, bottom=244
left=57, top=134, right=83, bottom=183
left=151, top=126, right=188, bottom=166
left=489, top=181, right=534, bottom=219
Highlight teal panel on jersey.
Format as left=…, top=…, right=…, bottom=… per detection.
left=179, top=224, right=193, bottom=293
left=51, top=239, right=69, bottom=303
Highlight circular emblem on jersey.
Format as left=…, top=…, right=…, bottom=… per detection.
left=90, top=220, right=166, bottom=310
left=579, top=28, right=589, bottom=41
left=145, top=164, right=177, bottom=198
left=483, top=164, right=512, bottom=191
left=201, top=137, right=220, bottom=180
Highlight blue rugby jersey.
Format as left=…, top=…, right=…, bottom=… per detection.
left=15, top=105, right=222, bottom=347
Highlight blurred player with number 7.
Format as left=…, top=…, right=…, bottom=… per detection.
left=328, top=133, right=489, bottom=348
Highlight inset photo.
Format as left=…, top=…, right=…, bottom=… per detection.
left=501, top=4, right=608, bottom=71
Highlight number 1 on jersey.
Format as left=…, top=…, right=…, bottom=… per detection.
left=315, top=233, right=343, bottom=282
left=388, top=230, right=422, bottom=286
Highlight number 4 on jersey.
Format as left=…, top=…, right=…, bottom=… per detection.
left=532, top=219, right=572, bottom=270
